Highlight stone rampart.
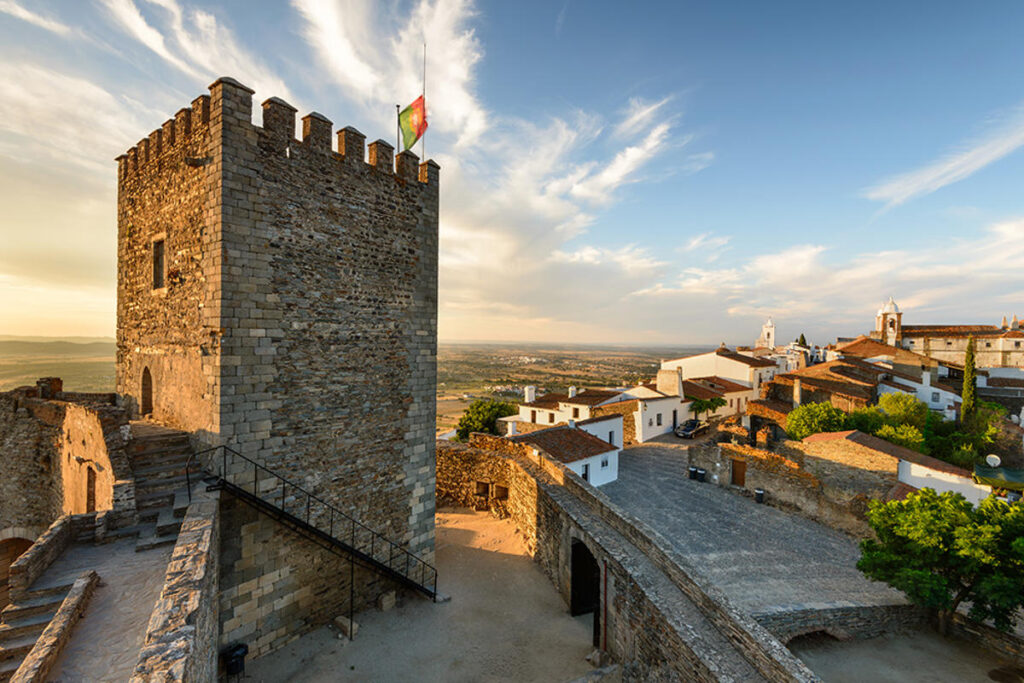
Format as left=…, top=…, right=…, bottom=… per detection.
left=948, top=613, right=1024, bottom=667
left=436, top=440, right=818, bottom=682
left=10, top=570, right=100, bottom=683
left=755, top=604, right=926, bottom=643
left=132, top=491, right=221, bottom=682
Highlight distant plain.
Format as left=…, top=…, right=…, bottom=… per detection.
left=0, top=338, right=714, bottom=431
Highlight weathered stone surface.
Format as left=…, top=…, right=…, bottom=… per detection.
left=333, top=615, right=358, bottom=638
left=130, top=490, right=221, bottom=683
left=377, top=590, right=396, bottom=612
left=10, top=570, right=99, bottom=683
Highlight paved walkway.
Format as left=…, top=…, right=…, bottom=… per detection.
left=47, top=539, right=172, bottom=682
left=601, top=445, right=906, bottom=617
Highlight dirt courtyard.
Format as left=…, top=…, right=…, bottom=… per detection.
left=790, top=629, right=1021, bottom=682
left=248, top=507, right=597, bottom=682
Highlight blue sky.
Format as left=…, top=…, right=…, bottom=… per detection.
left=1, top=1, right=1023, bottom=345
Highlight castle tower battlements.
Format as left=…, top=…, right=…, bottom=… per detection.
left=115, top=77, right=439, bottom=568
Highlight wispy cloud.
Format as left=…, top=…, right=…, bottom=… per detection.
left=614, top=96, right=673, bottom=139
left=0, top=0, right=72, bottom=35
left=864, top=103, right=1024, bottom=207
left=555, top=0, right=569, bottom=38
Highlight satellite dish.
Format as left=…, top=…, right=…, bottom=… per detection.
left=986, top=454, right=1002, bottom=468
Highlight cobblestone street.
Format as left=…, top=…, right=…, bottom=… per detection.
left=601, top=443, right=906, bottom=617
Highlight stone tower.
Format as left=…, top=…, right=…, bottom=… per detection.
left=757, top=316, right=776, bottom=349
left=874, top=296, right=902, bottom=346
left=115, top=77, right=439, bottom=560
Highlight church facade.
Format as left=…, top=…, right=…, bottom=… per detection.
left=869, top=297, right=1024, bottom=368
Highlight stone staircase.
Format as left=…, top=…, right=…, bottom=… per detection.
left=0, top=577, right=74, bottom=681
left=127, top=422, right=193, bottom=552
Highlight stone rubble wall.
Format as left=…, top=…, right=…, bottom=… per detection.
left=7, top=513, right=111, bottom=602
left=0, top=387, right=135, bottom=542
left=755, top=604, right=926, bottom=643
left=948, top=613, right=1024, bottom=667
left=131, top=491, right=221, bottom=683
left=687, top=442, right=872, bottom=537
left=10, top=570, right=100, bottom=683
left=591, top=401, right=639, bottom=445
left=436, top=440, right=818, bottom=682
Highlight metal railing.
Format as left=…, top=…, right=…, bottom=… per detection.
left=185, top=444, right=437, bottom=600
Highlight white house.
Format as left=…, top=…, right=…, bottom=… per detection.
left=511, top=424, right=619, bottom=486
left=661, top=346, right=778, bottom=391
left=514, top=386, right=627, bottom=428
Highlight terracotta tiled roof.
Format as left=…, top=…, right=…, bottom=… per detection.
left=691, top=376, right=752, bottom=394
left=511, top=426, right=616, bottom=463
left=803, top=430, right=972, bottom=477
left=522, top=393, right=567, bottom=410
left=836, top=336, right=937, bottom=366
left=884, top=481, right=920, bottom=501
left=680, top=380, right=724, bottom=401
left=561, top=389, right=621, bottom=406
left=714, top=347, right=776, bottom=368
left=575, top=413, right=622, bottom=426
left=901, top=325, right=1005, bottom=338
left=988, top=377, right=1024, bottom=388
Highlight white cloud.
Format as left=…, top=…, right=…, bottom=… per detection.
left=101, top=0, right=199, bottom=76
left=864, top=103, right=1024, bottom=207
left=614, top=96, right=673, bottom=139
left=681, top=232, right=730, bottom=253
left=0, top=1, right=71, bottom=35
left=293, top=0, right=486, bottom=147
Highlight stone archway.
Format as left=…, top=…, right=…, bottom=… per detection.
left=570, top=538, right=601, bottom=647
left=141, top=366, right=153, bottom=416
left=0, top=537, right=33, bottom=608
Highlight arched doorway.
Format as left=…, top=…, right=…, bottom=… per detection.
left=0, top=538, right=33, bottom=608
left=570, top=539, right=601, bottom=647
left=141, top=367, right=153, bottom=416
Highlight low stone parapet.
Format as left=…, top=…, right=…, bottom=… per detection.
left=8, top=517, right=73, bottom=600
left=10, top=570, right=100, bottom=683
left=948, top=612, right=1024, bottom=667
left=755, top=604, right=927, bottom=643
left=131, top=491, right=220, bottom=682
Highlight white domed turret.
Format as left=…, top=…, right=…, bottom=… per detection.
left=882, top=296, right=900, bottom=314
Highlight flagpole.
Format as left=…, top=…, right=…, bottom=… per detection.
left=422, top=41, right=426, bottom=161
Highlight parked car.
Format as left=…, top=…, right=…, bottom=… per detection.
left=675, top=419, right=708, bottom=439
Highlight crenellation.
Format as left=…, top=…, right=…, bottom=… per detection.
left=261, top=97, right=296, bottom=152
left=368, top=139, right=395, bottom=172
left=396, top=150, right=419, bottom=180
left=191, top=94, right=210, bottom=126
left=300, top=112, right=332, bottom=152
left=337, top=126, right=366, bottom=163
left=175, top=107, right=192, bottom=139
left=147, top=128, right=162, bottom=160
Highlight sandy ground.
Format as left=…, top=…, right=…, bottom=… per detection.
left=790, top=629, right=1021, bottom=682
left=248, top=507, right=596, bottom=683
left=47, top=539, right=173, bottom=682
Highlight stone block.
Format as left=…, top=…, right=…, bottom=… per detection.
left=334, top=615, right=359, bottom=639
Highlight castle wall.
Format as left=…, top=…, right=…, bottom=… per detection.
left=116, top=94, right=222, bottom=437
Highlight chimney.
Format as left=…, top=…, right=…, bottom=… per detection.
left=922, top=371, right=931, bottom=387
left=793, top=378, right=802, bottom=407
left=568, top=386, right=578, bottom=398
left=524, top=385, right=536, bottom=403
left=568, top=419, right=576, bottom=429
left=676, top=367, right=684, bottom=398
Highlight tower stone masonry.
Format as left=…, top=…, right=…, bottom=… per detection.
left=115, top=77, right=439, bottom=560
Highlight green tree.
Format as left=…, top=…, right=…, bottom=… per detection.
left=689, top=396, right=727, bottom=422
left=786, top=401, right=848, bottom=440
left=798, top=333, right=808, bottom=347
left=878, top=392, right=929, bottom=431
left=962, top=336, right=977, bottom=420
left=876, top=423, right=927, bottom=453
left=846, top=405, right=888, bottom=435
left=858, top=489, right=1024, bottom=635
left=455, top=399, right=517, bottom=441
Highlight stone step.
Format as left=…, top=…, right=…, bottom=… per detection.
left=135, top=530, right=179, bottom=553
left=130, top=448, right=193, bottom=470
left=127, top=435, right=191, bottom=455
left=135, top=474, right=190, bottom=495
left=0, top=633, right=38, bottom=663
left=23, top=576, right=74, bottom=601
left=132, top=461, right=192, bottom=484
left=0, top=656, right=21, bottom=682
left=173, top=490, right=191, bottom=518
left=0, top=594, right=63, bottom=621
left=0, top=612, right=52, bottom=641
left=155, top=509, right=182, bottom=536
left=136, top=492, right=175, bottom=514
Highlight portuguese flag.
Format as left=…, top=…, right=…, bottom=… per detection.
left=399, top=95, right=428, bottom=151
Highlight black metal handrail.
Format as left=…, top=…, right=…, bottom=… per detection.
left=185, top=443, right=437, bottom=599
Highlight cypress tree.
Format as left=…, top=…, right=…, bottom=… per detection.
left=798, top=333, right=808, bottom=347
left=962, top=336, right=977, bottom=421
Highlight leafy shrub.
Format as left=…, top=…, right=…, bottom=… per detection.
left=786, top=401, right=848, bottom=441
left=455, top=399, right=517, bottom=441
left=875, top=423, right=927, bottom=453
